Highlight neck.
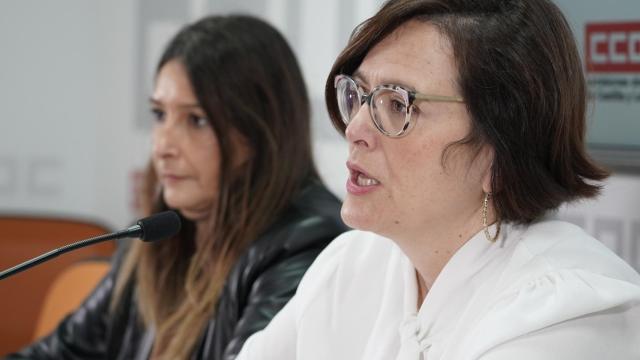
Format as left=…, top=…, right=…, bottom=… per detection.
left=408, top=224, right=477, bottom=298
left=178, top=206, right=217, bottom=249
left=194, top=218, right=213, bottom=249
left=398, top=202, right=497, bottom=304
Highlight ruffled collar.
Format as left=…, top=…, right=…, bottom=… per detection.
left=396, top=223, right=516, bottom=359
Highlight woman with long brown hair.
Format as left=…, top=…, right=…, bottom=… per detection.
left=10, top=15, right=346, bottom=359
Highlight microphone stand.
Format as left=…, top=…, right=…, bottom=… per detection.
left=0, top=225, right=142, bottom=281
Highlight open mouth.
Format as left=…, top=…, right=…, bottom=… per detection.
left=351, top=170, right=380, bottom=186
left=347, top=161, right=381, bottom=187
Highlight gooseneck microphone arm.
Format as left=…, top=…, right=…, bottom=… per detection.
left=0, top=211, right=181, bottom=281
left=0, top=226, right=140, bottom=281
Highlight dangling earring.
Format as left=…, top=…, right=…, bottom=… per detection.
left=482, top=192, right=501, bottom=242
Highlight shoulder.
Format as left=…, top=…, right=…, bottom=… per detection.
left=503, top=220, right=640, bottom=286
left=251, top=180, right=348, bottom=257
left=230, top=181, right=348, bottom=283
left=211, top=184, right=347, bottom=356
left=466, top=220, right=640, bottom=356
left=498, top=220, right=640, bottom=309
left=219, top=181, right=348, bottom=308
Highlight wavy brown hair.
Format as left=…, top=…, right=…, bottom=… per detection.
left=325, top=0, right=608, bottom=223
left=112, top=15, right=316, bottom=359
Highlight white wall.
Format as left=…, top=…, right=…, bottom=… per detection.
left=0, top=0, right=142, bottom=229
left=0, top=0, right=639, bottom=270
left=559, top=175, right=640, bottom=269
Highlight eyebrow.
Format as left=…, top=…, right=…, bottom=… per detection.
left=352, top=70, right=418, bottom=92
left=352, top=70, right=368, bottom=85
left=148, top=98, right=203, bottom=110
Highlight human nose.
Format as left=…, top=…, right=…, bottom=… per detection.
left=152, top=117, right=180, bottom=159
left=344, top=99, right=377, bottom=149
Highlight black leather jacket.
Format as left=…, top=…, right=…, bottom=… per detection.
left=8, top=181, right=346, bottom=360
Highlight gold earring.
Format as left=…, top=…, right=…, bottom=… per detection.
left=482, top=192, right=501, bottom=242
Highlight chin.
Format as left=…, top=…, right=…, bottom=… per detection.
left=162, top=196, right=193, bottom=218
left=162, top=194, right=181, bottom=210
left=340, top=199, right=379, bottom=233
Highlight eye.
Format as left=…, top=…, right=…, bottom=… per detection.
left=389, top=98, right=407, bottom=114
left=150, top=107, right=165, bottom=122
left=346, top=87, right=358, bottom=106
left=189, top=114, right=210, bottom=128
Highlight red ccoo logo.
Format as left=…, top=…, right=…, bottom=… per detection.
left=585, top=22, right=640, bottom=73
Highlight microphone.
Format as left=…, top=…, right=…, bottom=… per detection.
left=0, top=211, right=181, bottom=281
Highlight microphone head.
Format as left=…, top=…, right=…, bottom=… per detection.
left=136, top=211, right=181, bottom=242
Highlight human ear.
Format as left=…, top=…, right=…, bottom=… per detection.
left=230, top=130, right=253, bottom=169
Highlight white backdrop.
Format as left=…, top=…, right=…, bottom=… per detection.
left=0, top=0, right=142, bottom=228
left=0, top=0, right=638, bottom=270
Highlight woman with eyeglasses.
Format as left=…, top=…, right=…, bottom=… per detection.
left=236, top=0, right=640, bottom=359
left=8, top=15, right=346, bottom=360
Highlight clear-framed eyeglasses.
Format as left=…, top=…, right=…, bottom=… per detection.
left=334, top=74, right=464, bottom=138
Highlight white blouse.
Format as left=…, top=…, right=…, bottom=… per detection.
left=237, top=220, right=640, bottom=359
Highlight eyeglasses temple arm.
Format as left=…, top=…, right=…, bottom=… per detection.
left=415, top=94, right=464, bottom=103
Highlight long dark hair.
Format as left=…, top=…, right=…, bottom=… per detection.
left=326, top=0, right=608, bottom=223
left=114, top=15, right=316, bottom=358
